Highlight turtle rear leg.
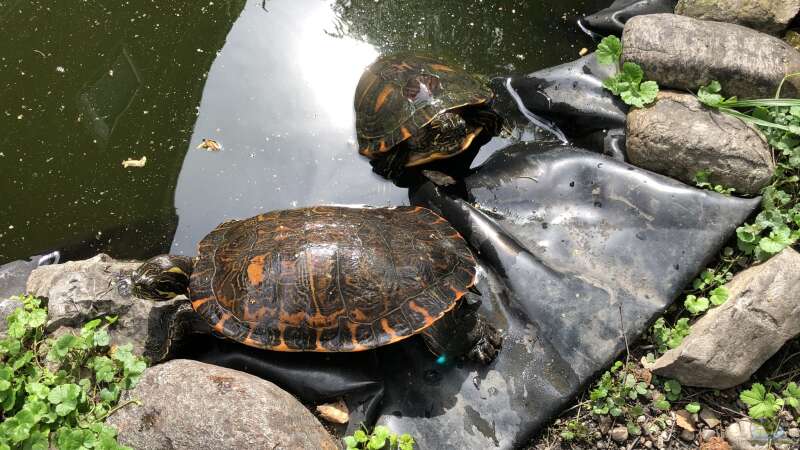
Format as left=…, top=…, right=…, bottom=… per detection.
left=420, top=293, right=502, bottom=365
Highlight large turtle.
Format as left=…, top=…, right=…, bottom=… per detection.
left=132, top=206, right=502, bottom=363
left=354, top=53, right=502, bottom=178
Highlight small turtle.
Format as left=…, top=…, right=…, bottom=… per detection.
left=132, top=206, right=502, bottom=363
left=354, top=53, right=502, bottom=178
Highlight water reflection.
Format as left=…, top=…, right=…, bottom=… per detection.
left=0, top=0, right=246, bottom=263
left=170, top=1, right=397, bottom=254
left=1, top=0, right=607, bottom=264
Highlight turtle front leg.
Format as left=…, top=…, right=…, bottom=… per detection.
left=420, top=293, right=502, bottom=365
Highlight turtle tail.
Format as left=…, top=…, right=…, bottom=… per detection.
left=131, top=255, right=194, bottom=300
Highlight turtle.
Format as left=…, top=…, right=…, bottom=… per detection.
left=132, top=206, right=502, bottom=363
left=354, top=53, right=503, bottom=178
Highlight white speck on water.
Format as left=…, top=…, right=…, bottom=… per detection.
left=108, top=69, right=114, bottom=76
left=56, top=66, right=65, bottom=73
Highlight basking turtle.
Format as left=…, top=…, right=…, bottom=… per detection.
left=354, top=53, right=502, bottom=177
left=132, top=206, right=502, bottom=363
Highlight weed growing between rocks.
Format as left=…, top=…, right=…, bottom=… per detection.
left=0, top=295, right=147, bottom=450
left=344, top=424, right=415, bottom=450
left=596, top=36, right=659, bottom=108
left=530, top=56, right=800, bottom=450
left=696, top=75, right=800, bottom=260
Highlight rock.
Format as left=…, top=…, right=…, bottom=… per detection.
left=26, top=254, right=209, bottom=362
left=701, top=429, right=717, bottom=442
left=622, top=14, right=800, bottom=98
left=106, top=359, right=337, bottom=450
left=788, top=427, right=800, bottom=438
left=651, top=248, right=800, bottom=388
left=725, top=421, right=768, bottom=450
left=626, top=90, right=773, bottom=194
left=676, top=409, right=696, bottom=432
left=316, top=398, right=349, bottom=424
left=0, top=297, right=23, bottom=338
left=681, top=429, right=696, bottom=442
left=610, top=426, right=629, bottom=443
left=675, top=0, right=800, bottom=34
left=701, top=408, right=722, bottom=428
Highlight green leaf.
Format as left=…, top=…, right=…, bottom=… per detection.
left=783, top=382, right=800, bottom=413
left=697, top=81, right=724, bottom=107
left=343, top=436, right=358, bottom=450
left=686, top=402, right=701, bottom=413
left=354, top=429, right=368, bottom=443
left=741, top=383, right=784, bottom=419
left=709, top=287, right=729, bottom=306
left=596, top=35, right=622, bottom=65
left=638, top=81, right=659, bottom=105
left=367, top=435, right=386, bottom=450
left=398, top=433, right=415, bottom=450
left=620, top=62, right=643, bottom=85
left=684, top=295, right=709, bottom=315
left=653, top=399, right=670, bottom=410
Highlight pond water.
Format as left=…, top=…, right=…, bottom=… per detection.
left=0, top=0, right=608, bottom=264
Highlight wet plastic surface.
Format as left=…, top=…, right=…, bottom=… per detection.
left=580, top=0, right=677, bottom=36
left=179, top=143, right=759, bottom=449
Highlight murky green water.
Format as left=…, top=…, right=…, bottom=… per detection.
left=0, top=0, right=607, bottom=263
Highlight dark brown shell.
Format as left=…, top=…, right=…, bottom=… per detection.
left=189, top=206, right=476, bottom=352
left=354, top=53, right=493, bottom=159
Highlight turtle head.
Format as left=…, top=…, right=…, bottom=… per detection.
left=132, top=255, right=194, bottom=300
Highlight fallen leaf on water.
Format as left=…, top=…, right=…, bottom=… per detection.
left=196, top=138, right=222, bottom=151
left=122, top=156, right=147, bottom=168
left=316, top=398, right=349, bottom=424
left=579, top=47, right=589, bottom=56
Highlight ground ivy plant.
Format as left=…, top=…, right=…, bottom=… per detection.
left=0, top=295, right=146, bottom=450
left=697, top=76, right=800, bottom=260
left=740, top=381, right=800, bottom=433
left=344, top=425, right=415, bottom=450
left=596, top=35, right=659, bottom=108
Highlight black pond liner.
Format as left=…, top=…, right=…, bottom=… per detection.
left=176, top=141, right=759, bottom=449
left=579, top=0, right=678, bottom=37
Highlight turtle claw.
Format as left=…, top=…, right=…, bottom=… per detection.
left=467, top=323, right=503, bottom=365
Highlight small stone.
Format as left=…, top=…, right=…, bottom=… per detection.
left=610, top=426, right=629, bottom=443
left=725, top=420, right=768, bottom=450
left=315, top=398, right=349, bottom=424
left=644, top=440, right=653, bottom=448
left=788, top=427, right=800, bottom=438
left=701, top=408, right=722, bottom=428
left=701, top=436, right=732, bottom=450
left=596, top=441, right=607, bottom=449
left=680, top=429, right=695, bottom=442
left=637, top=415, right=647, bottom=424
left=676, top=409, right=696, bottom=432
left=652, top=248, right=800, bottom=389
left=701, top=429, right=717, bottom=441
left=599, top=415, right=613, bottom=433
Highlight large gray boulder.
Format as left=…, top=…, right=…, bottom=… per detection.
left=26, top=254, right=208, bottom=362
left=106, top=359, right=338, bottom=450
left=676, top=0, right=800, bottom=35
left=627, top=90, right=774, bottom=194
left=622, top=14, right=800, bottom=98
left=651, top=248, right=800, bottom=389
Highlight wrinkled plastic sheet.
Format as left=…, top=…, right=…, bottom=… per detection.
left=183, top=143, right=759, bottom=449
left=579, top=0, right=677, bottom=36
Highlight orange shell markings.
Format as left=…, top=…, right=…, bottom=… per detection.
left=247, top=255, right=266, bottom=286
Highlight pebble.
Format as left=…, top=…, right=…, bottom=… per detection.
left=596, top=441, right=607, bottom=449
left=680, top=429, right=695, bottom=442
left=610, top=426, right=629, bottom=443
left=700, top=408, right=722, bottom=428
left=788, top=427, right=800, bottom=438
left=700, top=429, right=716, bottom=441
left=643, top=440, right=653, bottom=448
